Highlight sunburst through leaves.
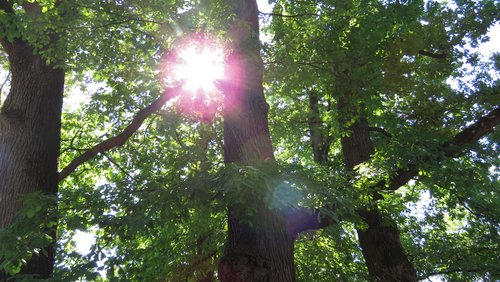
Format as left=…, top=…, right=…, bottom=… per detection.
left=161, top=34, right=227, bottom=122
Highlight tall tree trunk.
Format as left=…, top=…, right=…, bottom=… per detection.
left=308, top=90, right=330, bottom=164
left=337, top=96, right=417, bottom=282
left=218, top=0, right=295, bottom=280
left=0, top=38, right=64, bottom=279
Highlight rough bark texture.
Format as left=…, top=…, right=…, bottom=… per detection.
left=357, top=208, right=418, bottom=282
left=218, top=0, right=295, bottom=281
left=0, top=38, right=64, bottom=279
left=337, top=96, right=417, bottom=282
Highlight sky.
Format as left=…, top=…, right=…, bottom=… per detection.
left=257, top=0, right=273, bottom=13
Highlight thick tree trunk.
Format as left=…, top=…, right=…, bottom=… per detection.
left=220, top=205, right=295, bottom=281
left=337, top=97, right=417, bottom=282
left=0, top=39, right=64, bottom=279
left=357, top=208, right=418, bottom=282
left=218, top=0, right=295, bottom=281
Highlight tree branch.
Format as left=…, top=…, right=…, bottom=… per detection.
left=67, top=4, right=169, bottom=30
left=377, top=106, right=500, bottom=193
left=289, top=107, right=500, bottom=233
left=286, top=207, right=337, bottom=236
left=419, top=266, right=486, bottom=281
left=418, top=49, right=447, bottom=59
left=450, top=107, right=500, bottom=148
left=102, top=152, right=137, bottom=182
left=58, top=86, right=180, bottom=182
left=368, top=126, right=392, bottom=138
left=259, top=12, right=319, bottom=18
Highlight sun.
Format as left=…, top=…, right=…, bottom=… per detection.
left=176, top=46, right=224, bottom=93
left=169, top=41, right=225, bottom=96
left=160, top=35, right=227, bottom=122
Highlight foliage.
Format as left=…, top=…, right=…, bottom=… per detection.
left=0, top=0, right=499, bottom=280
left=265, top=0, right=499, bottom=280
left=0, top=192, right=57, bottom=279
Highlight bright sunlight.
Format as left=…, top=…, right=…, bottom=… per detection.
left=163, top=35, right=226, bottom=97
left=173, top=45, right=225, bottom=94
left=160, top=34, right=227, bottom=122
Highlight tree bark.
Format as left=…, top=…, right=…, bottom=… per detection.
left=356, top=208, right=418, bottom=282
left=0, top=37, right=64, bottom=279
left=308, top=90, right=330, bottom=164
left=337, top=96, right=417, bottom=282
left=218, top=0, right=295, bottom=281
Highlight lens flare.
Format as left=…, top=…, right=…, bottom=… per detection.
left=160, top=34, right=227, bottom=122
left=162, top=36, right=225, bottom=98
left=174, top=45, right=225, bottom=95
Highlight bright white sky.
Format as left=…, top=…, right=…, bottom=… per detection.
left=257, top=0, right=273, bottom=13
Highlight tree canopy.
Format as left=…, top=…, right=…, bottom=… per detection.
left=0, top=0, right=499, bottom=281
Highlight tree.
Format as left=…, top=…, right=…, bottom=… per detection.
left=0, top=0, right=181, bottom=279
left=0, top=0, right=66, bottom=278
left=1, top=0, right=499, bottom=281
left=265, top=0, right=499, bottom=280
left=218, top=0, right=295, bottom=280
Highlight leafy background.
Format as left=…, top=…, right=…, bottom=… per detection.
left=0, top=0, right=499, bottom=281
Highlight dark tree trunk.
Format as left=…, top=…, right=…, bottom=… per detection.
left=218, top=0, right=295, bottom=281
left=0, top=38, right=64, bottom=279
left=308, top=90, right=330, bottom=164
left=357, top=208, right=418, bottom=282
left=337, top=96, right=417, bottom=282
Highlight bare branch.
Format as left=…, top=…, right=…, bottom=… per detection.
left=58, top=86, right=181, bottom=182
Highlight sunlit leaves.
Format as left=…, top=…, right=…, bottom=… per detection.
left=0, top=192, right=57, bottom=277
left=264, top=0, right=500, bottom=280
left=2, top=0, right=495, bottom=279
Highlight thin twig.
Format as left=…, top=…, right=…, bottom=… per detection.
left=102, top=152, right=137, bottom=182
